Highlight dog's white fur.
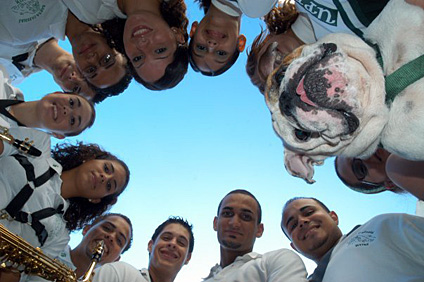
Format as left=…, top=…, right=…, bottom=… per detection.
left=265, top=0, right=424, bottom=183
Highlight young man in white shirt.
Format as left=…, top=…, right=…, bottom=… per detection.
left=203, top=189, right=308, bottom=282
left=281, top=197, right=424, bottom=282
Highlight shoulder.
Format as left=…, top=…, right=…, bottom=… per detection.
left=93, top=262, right=142, bottom=282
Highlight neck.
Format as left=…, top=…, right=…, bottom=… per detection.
left=65, top=11, right=91, bottom=42
left=219, top=247, right=251, bottom=268
left=287, top=28, right=305, bottom=46
left=122, top=0, right=161, bottom=16
left=33, top=39, right=66, bottom=74
left=9, top=102, right=41, bottom=128
left=148, top=265, right=177, bottom=282
left=70, top=247, right=92, bottom=278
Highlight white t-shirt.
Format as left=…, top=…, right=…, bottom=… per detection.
left=322, top=213, right=424, bottom=282
left=212, top=0, right=277, bottom=18
left=203, top=249, right=308, bottom=282
left=0, top=0, right=68, bottom=46
left=62, top=0, right=126, bottom=25
left=0, top=64, right=25, bottom=127
left=294, top=0, right=370, bottom=40
left=92, top=262, right=146, bottom=282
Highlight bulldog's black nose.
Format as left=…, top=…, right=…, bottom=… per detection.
left=323, top=43, right=337, bottom=56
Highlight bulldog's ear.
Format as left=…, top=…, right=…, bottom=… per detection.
left=284, top=147, right=324, bottom=184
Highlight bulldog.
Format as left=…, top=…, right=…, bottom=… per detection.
left=265, top=0, right=424, bottom=183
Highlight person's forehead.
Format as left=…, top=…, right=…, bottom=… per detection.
left=336, top=156, right=357, bottom=184
left=220, top=193, right=258, bottom=213
left=100, top=216, right=131, bottom=236
left=161, top=223, right=190, bottom=240
left=283, top=199, right=321, bottom=219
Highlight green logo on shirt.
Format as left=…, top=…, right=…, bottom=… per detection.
left=296, top=0, right=338, bottom=26
left=12, top=0, right=46, bottom=22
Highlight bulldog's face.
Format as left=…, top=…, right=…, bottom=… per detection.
left=265, top=33, right=389, bottom=183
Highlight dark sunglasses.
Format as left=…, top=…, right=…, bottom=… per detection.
left=351, top=158, right=384, bottom=190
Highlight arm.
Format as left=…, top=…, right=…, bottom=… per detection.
left=406, top=0, right=424, bottom=9
left=266, top=249, right=308, bottom=282
left=386, top=154, right=424, bottom=200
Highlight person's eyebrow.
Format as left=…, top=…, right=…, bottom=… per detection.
left=193, top=52, right=205, bottom=59
left=105, top=61, right=115, bottom=70
left=157, top=54, right=171, bottom=60
left=78, top=116, right=82, bottom=127
left=110, top=163, right=118, bottom=190
left=77, top=98, right=81, bottom=107
left=119, top=231, right=127, bottom=246
left=285, top=205, right=311, bottom=227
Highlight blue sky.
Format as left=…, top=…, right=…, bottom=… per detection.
left=17, top=2, right=417, bottom=281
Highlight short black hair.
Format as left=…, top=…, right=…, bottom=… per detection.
left=90, top=213, right=133, bottom=253
left=217, top=189, right=262, bottom=224
left=151, top=216, right=194, bottom=254
left=188, top=40, right=240, bottom=76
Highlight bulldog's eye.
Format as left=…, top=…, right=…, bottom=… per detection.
left=294, top=129, right=311, bottom=141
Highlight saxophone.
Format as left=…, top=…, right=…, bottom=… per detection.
left=0, top=223, right=104, bottom=282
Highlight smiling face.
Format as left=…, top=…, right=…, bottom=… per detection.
left=281, top=198, right=342, bottom=262
left=148, top=223, right=191, bottom=274
left=71, top=29, right=127, bottom=89
left=123, top=12, right=184, bottom=83
left=213, top=193, right=263, bottom=255
left=36, top=93, right=93, bottom=138
left=73, top=159, right=127, bottom=203
left=189, top=19, right=244, bottom=74
left=81, top=215, right=131, bottom=263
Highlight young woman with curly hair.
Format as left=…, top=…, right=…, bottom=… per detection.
left=64, top=0, right=189, bottom=91
left=0, top=134, right=130, bottom=266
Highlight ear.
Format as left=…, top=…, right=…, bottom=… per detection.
left=256, top=223, right=264, bottom=238
left=171, top=27, right=185, bottom=45
left=290, top=242, right=298, bottom=251
left=190, top=21, right=198, bottom=38
left=329, top=211, right=339, bottom=225
left=184, top=252, right=192, bottom=265
left=213, top=216, right=218, bottom=231
left=237, top=34, right=247, bottom=52
left=147, top=240, right=153, bottom=254
left=51, top=132, right=65, bottom=139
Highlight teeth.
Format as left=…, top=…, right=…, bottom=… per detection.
left=133, top=28, right=149, bottom=37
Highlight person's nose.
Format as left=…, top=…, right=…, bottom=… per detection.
left=207, top=39, right=217, bottom=49
left=136, top=37, right=148, bottom=48
left=229, top=215, right=241, bottom=228
left=167, top=238, right=177, bottom=249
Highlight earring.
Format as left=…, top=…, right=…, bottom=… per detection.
left=88, top=199, right=93, bottom=203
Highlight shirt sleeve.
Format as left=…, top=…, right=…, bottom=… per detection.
left=92, top=262, right=146, bottom=282
left=265, top=249, right=308, bottom=282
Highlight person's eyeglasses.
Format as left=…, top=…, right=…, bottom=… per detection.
left=351, top=158, right=383, bottom=188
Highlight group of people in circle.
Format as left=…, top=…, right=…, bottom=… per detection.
left=0, top=0, right=424, bottom=281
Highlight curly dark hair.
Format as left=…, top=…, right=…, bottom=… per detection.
left=52, top=142, right=130, bottom=231
left=100, top=0, right=189, bottom=91
left=246, top=1, right=298, bottom=93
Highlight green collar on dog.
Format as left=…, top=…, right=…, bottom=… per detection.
left=384, top=54, right=424, bottom=104
left=367, top=41, right=424, bottom=104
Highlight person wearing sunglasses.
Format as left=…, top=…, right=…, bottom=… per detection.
left=335, top=148, right=424, bottom=200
